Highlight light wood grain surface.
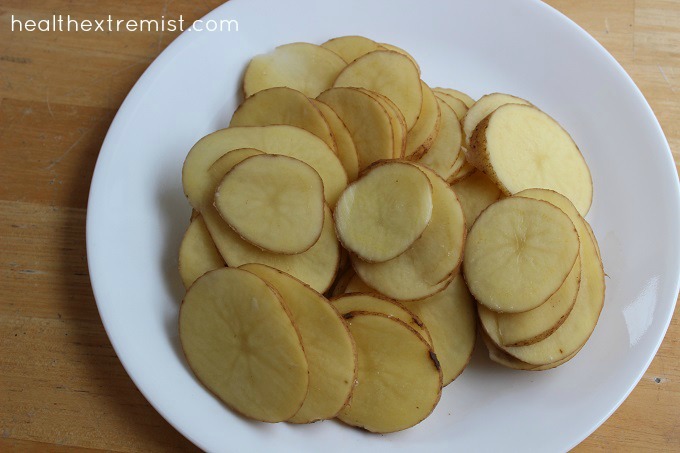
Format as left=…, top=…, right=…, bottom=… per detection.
left=0, top=1, right=678, bottom=451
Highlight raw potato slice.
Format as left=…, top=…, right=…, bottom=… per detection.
left=380, top=43, right=420, bottom=73
left=179, top=268, right=308, bottom=422
left=335, top=162, right=434, bottom=262
left=178, top=215, right=225, bottom=288
left=243, top=42, right=347, bottom=98
left=434, top=91, right=468, bottom=121
left=433, top=87, right=475, bottom=108
left=479, top=256, right=581, bottom=347
left=452, top=170, right=502, bottom=226
left=481, top=330, right=580, bottom=371
left=405, top=81, right=441, bottom=159
left=209, top=147, right=264, bottom=177
left=361, top=90, right=407, bottom=158
left=418, top=99, right=463, bottom=180
left=464, top=197, right=580, bottom=313
left=448, top=158, right=477, bottom=184
left=353, top=164, right=466, bottom=300
left=214, top=154, right=324, bottom=254
left=240, top=264, right=357, bottom=424
left=331, top=267, right=357, bottom=297
left=331, top=293, right=432, bottom=345
left=469, top=104, right=594, bottom=216
left=317, top=88, right=394, bottom=170
left=230, top=87, right=336, bottom=152
left=311, top=99, right=359, bottom=181
left=337, top=312, right=442, bottom=433
left=344, top=273, right=374, bottom=294
left=463, top=93, right=531, bottom=146
left=402, top=274, right=476, bottom=385
left=333, top=50, right=423, bottom=129
left=321, top=36, right=385, bottom=63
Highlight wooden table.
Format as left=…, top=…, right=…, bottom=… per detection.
left=1, top=1, right=678, bottom=451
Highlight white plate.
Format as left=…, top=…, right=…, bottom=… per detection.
left=87, top=0, right=680, bottom=451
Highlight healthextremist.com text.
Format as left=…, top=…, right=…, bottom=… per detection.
left=10, top=15, right=239, bottom=32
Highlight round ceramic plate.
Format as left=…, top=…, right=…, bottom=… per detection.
left=87, top=0, right=680, bottom=451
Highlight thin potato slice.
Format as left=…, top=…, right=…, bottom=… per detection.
left=464, top=197, right=580, bottom=313
left=209, top=148, right=264, bottom=177
left=333, top=50, right=423, bottom=129
left=380, top=43, right=420, bottom=73
left=331, top=293, right=432, bottom=345
left=240, top=264, right=357, bottom=424
left=317, top=88, right=394, bottom=170
left=321, top=36, right=385, bottom=63
left=418, top=99, right=463, bottom=180
left=405, top=81, right=441, bottom=159
left=335, top=162, right=434, bottom=263
left=434, top=91, right=468, bottom=121
left=402, top=274, right=476, bottom=385
left=344, top=273, right=374, bottom=294
left=353, top=164, right=466, bottom=300
left=178, top=215, right=225, bottom=288
left=451, top=170, right=502, bottom=226
left=481, top=330, right=580, bottom=371
left=179, top=268, right=308, bottom=422
left=469, top=103, right=593, bottom=215
left=448, top=158, right=477, bottom=184
left=230, top=87, right=336, bottom=152
left=433, top=88, right=475, bottom=108
left=331, top=266, right=357, bottom=297
left=337, top=312, right=442, bottom=433
left=463, top=92, right=531, bottom=146
left=215, top=154, right=325, bottom=254
left=311, top=99, right=360, bottom=181
left=360, top=89, right=407, bottom=158
left=243, top=42, right=347, bottom=98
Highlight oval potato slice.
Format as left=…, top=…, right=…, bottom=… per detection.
left=335, top=161, right=434, bottom=263
left=240, top=264, right=357, bottom=424
left=462, top=92, right=531, bottom=147
left=433, top=87, right=475, bottom=108
left=481, top=329, right=581, bottom=371
left=468, top=103, right=594, bottom=215
left=418, top=99, right=463, bottom=180
left=178, top=215, right=225, bottom=288
left=451, top=170, right=502, bottom=226
left=333, top=50, right=423, bottom=129
left=405, top=81, right=441, bottom=159
left=464, top=197, right=580, bottom=313
left=434, top=91, right=468, bottom=121
left=215, top=154, right=325, bottom=254
left=448, top=158, right=477, bottom=184
left=243, top=42, right=347, bottom=98
left=179, top=267, right=308, bottom=422
left=321, top=35, right=385, bottom=63
left=337, top=312, right=442, bottom=433
left=380, top=42, right=420, bottom=74
left=311, top=99, right=360, bottom=181
left=359, top=89, right=407, bottom=158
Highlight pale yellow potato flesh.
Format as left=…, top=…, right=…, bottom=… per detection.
left=335, top=162, right=434, bottom=262
left=433, top=87, right=475, bottom=108
left=230, top=87, right=336, bottom=152
left=243, top=42, right=347, bottom=98
left=418, top=99, right=463, bottom=180
left=331, top=293, right=432, bottom=345
left=311, top=99, right=360, bottom=181
left=179, top=268, right=308, bottom=422
left=321, top=35, right=385, bottom=63
left=333, top=50, right=423, bottom=129
left=448, top=158, right=477, bottom=184
left=239, top=264, right=357, bottom=424
left=178, top=215, right=225, bottom=288
left=360, top=89, right=407, bottom=158
left=405, top=81, right=441, bottom=159
left=380, top=43, right=420, bottom=73
left=469, top=104, right=593, bottom=215
left=353, top=164, right=466, bottom=300
left=479, top=256, right=581, bottom=347
left=402, top=274, right=476, bottom=385
left=330, top=266, right=355, bottom=297
left=214, top=154, right=325, bottom=254
left=462, top=92, right=531, bottom=147
left=317, top=88, right=394, bottom=170
left=451, top=170, right=502, bottom=226
left=481, top=330, right=580, bottom=371
left=344, top=273, right=374, bottom=294
left=337, top=312, right=442, bottom=433
left=434, top=91, right=468, bottom=121
left=464, top=197, right=580, bottom=313
left=209, top=148, right=264, bottom=177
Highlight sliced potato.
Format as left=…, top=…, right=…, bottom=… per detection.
left=333, top=50, right=423, bottom=129
left=317, top=87, right=394, bottom=170
left=335, top=161, right=434, bottom=262
left=402, top=274, right=476, bottom=385
left=434, top=91, right=468, bottom=121
left=463, top=92, right=531, bottom=146
left=331, top=266, right=357, bottom=297
left=433, top=87, right=475, bottom=108
left=311, top=99, right=360, bottom=181
left=353, top=164, right=466, bottom=300
left=464, top=197, right=580, bottom=313
left=322, top=36, right=385, bottom=63
left=380, top=43, right=420, bottom=73
left=447, top=158, right=477, bottom=184
left=469, top=103, right=593, bottom=215
left=331, top=293, right=432, bottom=345
left=179, top=267, right=308, bottom=422
left=178, top=215, right=225, bottom=288
left=243, top=42, right=346, bottom=98
left=214, top=154, right=324, bottom=254
left=240, top=264, right=357, bottom=424
left=360, top=89, right=407, bottom=158
left=230, top=87, right=336, bottom=152
left=481, top=329, right=580, bottom=371
left=337, top=312, right=442, bottom=433
left=344, top=272, right=374, bottom=294
left=418, top=99, right=463, bottom=180
left=451, top=170, right=502, bottom=226
left=405, top=81, right=441, bottom=159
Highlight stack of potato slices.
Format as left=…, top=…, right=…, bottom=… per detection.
left=177, top=35, right=604, bottom=433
